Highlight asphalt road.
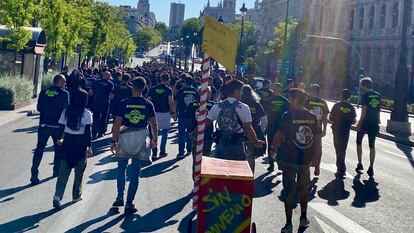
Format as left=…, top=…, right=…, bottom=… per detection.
left=0, top=113, right=413, bottom=233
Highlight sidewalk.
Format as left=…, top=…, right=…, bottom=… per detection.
left=0, top=100, right=37, bottom=127
left=327, top=101, right=414, bottom=147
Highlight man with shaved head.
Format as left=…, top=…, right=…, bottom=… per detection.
left=91, top=71, right=114, bottom=139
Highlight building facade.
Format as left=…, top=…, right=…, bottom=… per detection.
left=201, top=0, right=237, bottom=24
left=245, top=0, right=263, bottom=28
left=169, top=3, right=185, bottom=40
left=119, top=0, right=157, bottom=35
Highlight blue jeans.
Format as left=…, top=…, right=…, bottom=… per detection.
left=159, top=129, right=169, bottom=153
left=178, top=116, right=192, bottom=155
left=116, top=158, right=142, bottom=204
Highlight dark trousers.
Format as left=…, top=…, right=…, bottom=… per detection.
left=178, top=116, right=192, bottom=155
left=54, top=158, right=87, bottom=200
left=93, top=107, right=109, bottom=137
left=31, top=126, right=62, bottom=179
left=333, top=129, right=350, bottom=175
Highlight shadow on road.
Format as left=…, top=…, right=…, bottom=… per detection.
left=65, top=211, right=119, bottom=233
left=177, top=210, right=196, bottom=233
left=140, top=158, right=179, bottom=178
left=118, top=193, right=192, bottom=232
left=395, top=142, right=414, bottom=169
left=351, top=174, right=380, bottom=208
left=254, top=172, right=281, bottom=198
left=0, top=177, right=53, bottom=200
left=87, top=168, right=118, bottom=184
left=92, top=137, right=111, bottom=157
left=12, top=125, right=38, bottom=134
left=0, top=203, right=73, bottom=232
left=318, top=177, right=350, bottom=206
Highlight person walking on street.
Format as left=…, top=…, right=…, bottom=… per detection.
left=31, top=74, right=69, bottom=185
left=91, top=71, right=114, bottom=139
left=241, top=85, right=268, bottom=173
left=263, top=83, right=289, bottom=172
left=356, top=77, right=381, bottom=177
left=206, top=80, right=265, bottom=171
left=256, top=79, right=273, bottom=100
left=269, top=88, right=321, bottom=233
left=148, top=73, right=176, bottom=159
left=175, top=75, right=200, bottom=158
left=304, top=84, right=329, bottom=176
left=110, top=77, right=158, bottom=215
left=330, top=89, right=356, bottom=178
left=53, top=88, right=92, bottom=209
left=111, top=73, right=132, bottom=118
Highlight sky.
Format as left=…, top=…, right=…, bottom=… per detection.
left=104, top=0, right=256, bottom=25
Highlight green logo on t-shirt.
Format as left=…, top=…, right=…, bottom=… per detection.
left=369, top=97, right=380, bottom=108
left=45, top=90, right=58, bottom=97
left=340, top=107, right=351, bottom=113
left=156, top=88, right=166, bottom=94
left=125, top=110, right=145, bottom=124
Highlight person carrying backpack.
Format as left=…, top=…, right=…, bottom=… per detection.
left=206, top=80, right=265, bottom=169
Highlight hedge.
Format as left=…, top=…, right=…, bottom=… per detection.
left=0, top=75, right=33, bottom=110
left=41, top=73, right=55, bottom=90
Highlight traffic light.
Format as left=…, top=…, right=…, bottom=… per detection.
left=300, top=32, right=308, bottom=45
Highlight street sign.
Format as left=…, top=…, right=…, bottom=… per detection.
left=202, top=16, right=240, bottom=72
left=238, top=65, right=246, bottom=74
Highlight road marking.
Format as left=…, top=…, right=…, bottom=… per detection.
left=310, top=203, right=372, bottom=233
left=320, top=163, right=354, bottom=179
left=383, top=150, right=414, bottom=161
left=315, top=216, right=339, bottom=233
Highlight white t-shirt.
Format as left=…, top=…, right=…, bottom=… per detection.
left=59, top=109, right=93, bottom=135
left=207, top=97, right=252, bottom=134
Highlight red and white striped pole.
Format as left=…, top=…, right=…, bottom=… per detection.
left=192, top=53, right=211, bottom=210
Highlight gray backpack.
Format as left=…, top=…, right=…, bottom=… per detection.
left=217, top=100, right=242, bottom=137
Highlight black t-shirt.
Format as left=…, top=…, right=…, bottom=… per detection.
left=278, top=109, right=321, bottom=166
left=244, top=100, right=266, bottom=129
left=37, top=86, right=70, bottom=126
left=93, top=79, right=114, bottom=110
left=264, top=95, right=289, bottom=134
left=113, top=83, right=132, bottom=104
left=361, top=90, right=381, bottom=128
left=116, top=97, right=155, bottom=129
left=175, top=87, right=200, bottom=115
left=304, top=97, right=330, bottom=125
left=330, top=101, right=356, bottom=133
left=185, top=100, right=215, bottom=139
left=256, top=87, right=273, bottom=100
left=149, top=84, right=173, bottom=113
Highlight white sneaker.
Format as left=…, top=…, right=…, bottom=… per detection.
left=299, top=218, right=310, bottom=228
left=53, top=196, right=61, bottom=209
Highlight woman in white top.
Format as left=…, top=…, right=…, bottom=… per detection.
left=53, top=87, right=93, bottom=209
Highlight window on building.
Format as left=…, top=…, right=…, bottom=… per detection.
left=349, top=9, right=355, bottom=30
left=359, top=8, right=365, bottom=30
left=392, top=2, right=399, bottom=28
left=369, top=6, right=375, bottom=30
left=380, top=4, right=386, bottom=28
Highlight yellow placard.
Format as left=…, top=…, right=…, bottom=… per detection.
left=202, top=16, right=240, bottom=72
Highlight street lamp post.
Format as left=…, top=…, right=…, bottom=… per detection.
left=237, top=3, right=248, bottom=75
left=179, top=38, right=183, bottom=69
left=76, top=44, right=83, bottom=69
left=387, top=0, right=412, bottom=134
left=192, top=32, right=198, bottom=72
left=185, top=35, right=190, bottom=71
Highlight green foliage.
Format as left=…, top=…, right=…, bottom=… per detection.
left=180, top=18, right=203, bottom=46
left=154, top=22, right=169, bottom=41
left=135, top=28, right=162, bottom=52
left=0, top=0, right=38, bottom=51
left=0, top=75, right=33, bottom=109
left=41, top=73, right=55, bottom=90
left=228, top=21, right=258, bottom=70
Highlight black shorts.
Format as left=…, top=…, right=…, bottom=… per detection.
left=280, top=161, right=310, bottom=196
left=356, top=127, right=379, bottom=149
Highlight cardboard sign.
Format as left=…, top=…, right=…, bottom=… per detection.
left=202, top=16, right=240, bottom=72
left=197, top=157, right=254, bottom=233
